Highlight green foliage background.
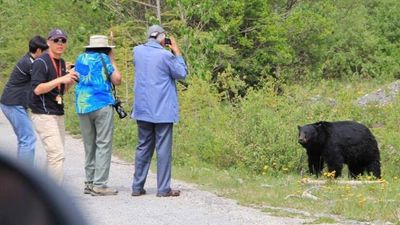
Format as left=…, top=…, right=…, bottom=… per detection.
left=1, top=0, right=400, bottom=190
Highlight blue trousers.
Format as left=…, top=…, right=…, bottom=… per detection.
left=132, top=121, right=173, bottom=195
left=0, top=104, right=36, bottom=165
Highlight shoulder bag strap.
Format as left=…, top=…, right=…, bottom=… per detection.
left=99, top=54, right=117, bottom=98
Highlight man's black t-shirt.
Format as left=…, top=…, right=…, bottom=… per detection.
left=30, top=53, right=66, bottom=115
left=0, top=53, right=35, bottom=108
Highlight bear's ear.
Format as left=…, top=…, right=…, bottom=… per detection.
left=315, top=121, right=329, bottom=130
left=297, top=125, right=301, bottom=131
left=319, top=121, right=329, bottom=127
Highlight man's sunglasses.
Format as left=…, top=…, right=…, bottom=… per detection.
left=52, top=38, right=67, bottom=44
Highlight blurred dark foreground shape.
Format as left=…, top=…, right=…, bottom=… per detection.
left=0, top=152, right=88, bottom=225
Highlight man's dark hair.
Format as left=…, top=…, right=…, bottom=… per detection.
left=29, top=36, right=48, bottom=53
left=85, top=47, right=111, bottom=55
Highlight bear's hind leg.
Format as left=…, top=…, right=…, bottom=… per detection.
left=366, top=160, right=381, bottom=179
left=348, top=165, right=363, bottom=179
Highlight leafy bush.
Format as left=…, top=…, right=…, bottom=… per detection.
left=173, top=77, right=400, bottom=178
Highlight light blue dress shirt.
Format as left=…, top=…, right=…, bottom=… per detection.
left=132, top=40, right=187, bottom=123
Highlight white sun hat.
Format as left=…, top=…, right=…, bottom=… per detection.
left=84, top=35, right=115, bottom=48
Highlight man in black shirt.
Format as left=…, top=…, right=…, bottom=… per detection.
left=0, top=36, right=48, bottom=165
left=30, top=28, right=79, bottom=184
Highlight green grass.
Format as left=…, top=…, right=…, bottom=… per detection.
left=172, top=164, right=400, bottom=223
left=304, top=217, right=337, bottom=224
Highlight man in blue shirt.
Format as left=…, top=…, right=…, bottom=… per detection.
left=131, top=25, right=187, bottom=197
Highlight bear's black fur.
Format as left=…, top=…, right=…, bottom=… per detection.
left=298, top=121, right=381, bottom=179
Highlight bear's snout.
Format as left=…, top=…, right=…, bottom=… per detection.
left=298, top=136, right=307, bottom=144
left=298, top=132, right=307, bottom=144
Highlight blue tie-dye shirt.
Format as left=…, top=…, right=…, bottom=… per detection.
left=74, top=52, right=115, bottom=114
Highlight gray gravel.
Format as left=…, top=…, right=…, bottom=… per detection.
left=0, top=111, right=308, bottom=225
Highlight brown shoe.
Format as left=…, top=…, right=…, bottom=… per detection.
left=156, top=189, right=180, bottom=197
left=131, top=189, right=146, bottom=196
left=91, top=186, right=118, bottom=196
left=83, top=181, right=93, bottom=194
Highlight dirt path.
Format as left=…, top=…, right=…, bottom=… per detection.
left=0, top=111, right=308, bottom=225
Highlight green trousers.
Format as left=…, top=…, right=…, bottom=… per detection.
left=78, top=106, right=114, bottom=187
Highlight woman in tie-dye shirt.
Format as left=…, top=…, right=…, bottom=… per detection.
left=74, top=35, right=121, bottom=196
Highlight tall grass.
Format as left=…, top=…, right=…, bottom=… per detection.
left=64, top=76, right=400, bottom=178
left=170, top=78, right=400, bottom=178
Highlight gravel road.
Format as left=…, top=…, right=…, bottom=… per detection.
left=0, top=111, right=308, bottom=225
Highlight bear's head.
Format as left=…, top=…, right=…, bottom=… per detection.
left=298, top=121, right=329, bottom=147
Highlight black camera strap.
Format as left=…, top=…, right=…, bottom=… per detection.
left=99, top=54, right=127, bottom=119
left=99, top=54, right=117, bottom=99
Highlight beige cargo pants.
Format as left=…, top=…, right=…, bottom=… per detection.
left=32, top=114, right=65, bottom=185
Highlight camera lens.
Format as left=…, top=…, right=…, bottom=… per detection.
left=165, top=38, right=171, bottom=45
left=114, top=99, right=127, bottom=119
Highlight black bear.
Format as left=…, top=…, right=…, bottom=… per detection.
left=298, top=121, right=381, bottom=179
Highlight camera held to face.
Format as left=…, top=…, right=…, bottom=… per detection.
left=114, top=99, right=127, bottom=119
left=164, top=38, right=171, bottom=45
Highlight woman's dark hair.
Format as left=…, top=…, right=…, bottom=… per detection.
left=29, top=35, right=48, bottom=53
left=85, top=47, right=111, bottom=55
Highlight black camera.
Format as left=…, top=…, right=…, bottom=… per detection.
left=114, top=99, right=127, bottom=119
left=165, top=38, right=171, bottom=45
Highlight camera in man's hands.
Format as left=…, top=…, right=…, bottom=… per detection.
left=164, top=38, right=171, bottom=45
left=114, top=99, right=127, bottom=119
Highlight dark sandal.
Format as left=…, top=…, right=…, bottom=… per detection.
left=156, top=189, right=180, bottom=197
